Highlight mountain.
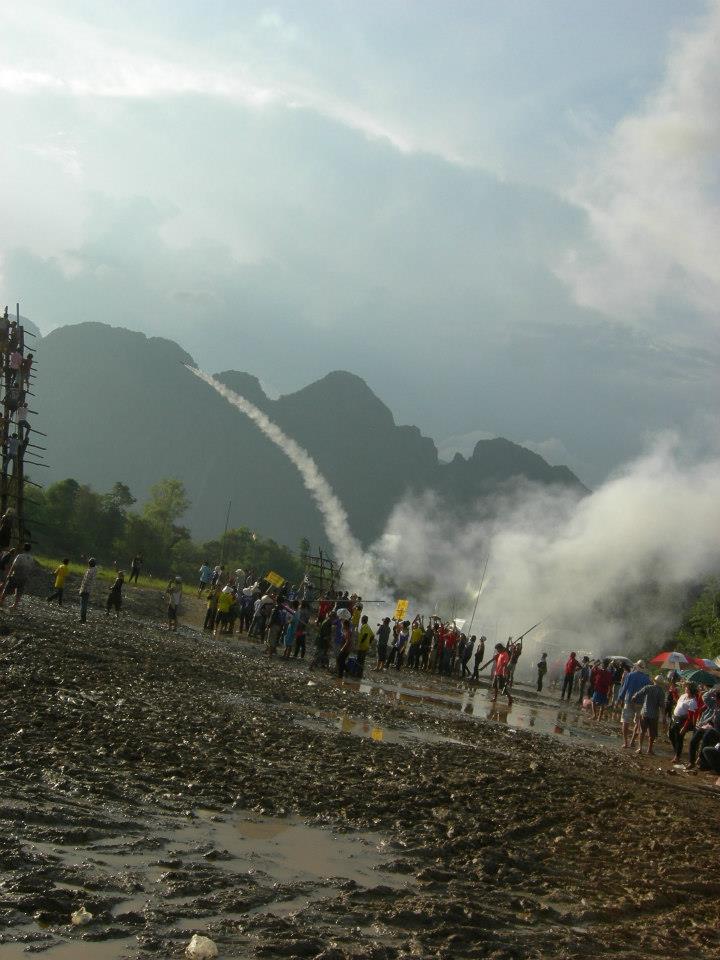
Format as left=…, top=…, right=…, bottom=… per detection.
left=33, top=322, right=586, bottom=550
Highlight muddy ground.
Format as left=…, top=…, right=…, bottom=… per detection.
left=0, top=583, right=718, bottom=959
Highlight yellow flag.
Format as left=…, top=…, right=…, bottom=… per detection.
left=264, top=571, right=285, bottom=588
left=393, top=599, right=409, bottom=621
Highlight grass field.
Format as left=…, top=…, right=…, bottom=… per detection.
left=34, top=555, right=170, bottom=591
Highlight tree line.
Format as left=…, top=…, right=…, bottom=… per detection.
left=25, top=477, right=305, bottom=584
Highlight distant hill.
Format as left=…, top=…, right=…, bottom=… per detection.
left=33, top=323, right=586, bottom=550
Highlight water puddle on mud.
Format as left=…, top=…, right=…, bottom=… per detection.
left=351, top=680, right=620, bottom=743
left=0, top=811, right=407, bottom=959
left=296, top=711, right=465, bottom=746
left=0, top=938, right=137, bottom=959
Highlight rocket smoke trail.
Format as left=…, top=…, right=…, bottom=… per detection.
left=186, top=366, right=369, bottom=585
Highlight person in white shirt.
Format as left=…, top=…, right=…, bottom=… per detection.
left=79, top=558, right=97, bottom=623
left=0, top=542, right=33, bottom=608
left=669, top=682, right=698, bottom=763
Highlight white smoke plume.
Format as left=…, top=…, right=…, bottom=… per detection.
left=370, top=438, right=720, bottom=659
left=186, top=367, right=371, bottom=586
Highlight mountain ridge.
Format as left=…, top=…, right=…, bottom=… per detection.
left=33, top=322, right=587, bottom=550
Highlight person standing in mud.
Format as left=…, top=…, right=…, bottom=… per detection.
left=166, top=576, right=183, bottom=632
left=310, top=610, right=335, bottom=670
left=395, top=621, right=410, bottom=670
left=46, top=557, right=69, bottom=606
left=266, top=601, right=285, bottom=655
left=282, top=600, right=300, bottom=659
left=0, top=542, right=33, bottom=609
left=78, top=557, right=97, bottom=623
left=106, top=571, right=124, bottom=618
left=590, top=658, right=614, bottom=721
left=213, top=585, right=233, bottom=637
left=408, top=618, right=423, bottom=670
left=472, top=636, right=486, bottom=680
left=507, top=636, right=523, bottom=686
left=375, top=617, right=390, bottom=670
left=292, top=601, right=311, bottom=659
left=631, top=675, right=666, bottom=755
left=420, top=624, right=433, bottom=671
left=668, top=681, right=698, bottom=763
left=560, top=652, right=580, bottom=701
left=204, top=586, right=218, bottom=631
left=536, top=653, right=548, bottom=691
left=197, top=562, right=213, bottom=596
left=336, top=618, right=353, bottom=679
left=575, top=656, right=591, bottom=704
left=479, top=643, right=512, bottom=703
left=128, top=553, right=143, bottom=585
left=356, top=615, right=374, bottom=678
left=615, top=659, right=650, bottom=749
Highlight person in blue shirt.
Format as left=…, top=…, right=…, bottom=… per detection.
left=615, top=660, right=650, bottom=749
left=197, top=562, right=213, bottom=596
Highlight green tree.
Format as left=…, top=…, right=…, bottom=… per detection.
left=143, top=479, right=190, bottom=549
left=677, top=580, right=720, bottom=659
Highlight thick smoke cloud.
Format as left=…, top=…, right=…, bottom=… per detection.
left=371, top=439, right=720, bottom=658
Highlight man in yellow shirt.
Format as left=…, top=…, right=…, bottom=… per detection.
left=46, top=558, right=69, bottom=606
left=213, top=586, right=234, bottom=637
left=356, top=615, right=374, bottom=678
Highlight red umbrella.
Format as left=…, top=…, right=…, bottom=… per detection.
left=649, top=651, right=703, bottom=669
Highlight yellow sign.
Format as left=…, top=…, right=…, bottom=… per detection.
left=393, top=599, right=409, bottom=621
left=264, top=571, right=285, bottom=588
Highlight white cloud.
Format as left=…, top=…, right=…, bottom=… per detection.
left=0, top=5, right=464, bottom=165
left=558, top=1, right=720, bottom=341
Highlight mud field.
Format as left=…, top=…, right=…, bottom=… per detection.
left=0, top=587, right=719, bottom=959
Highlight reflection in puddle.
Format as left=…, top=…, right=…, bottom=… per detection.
left=297, top=711, right=465, bottom=746
left=0, top=938, right=137, bottom=959
left=3, top=811, right=408, bottom=958
left=353, top=680, right=618, bottom=742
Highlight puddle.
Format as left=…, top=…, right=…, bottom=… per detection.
left=6, top=810, right=408, bottom=954
left=297, top=711, right=465, bottom=747
left=353, top=680, right=620, bottom=743
left=0, top=938, right=137, bottom=959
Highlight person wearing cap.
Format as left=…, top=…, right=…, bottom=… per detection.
left=631, top=675, right=666, bottom=755
left=166, top=576, right=183, bottom=632
left=615, top=659, right=651, bottom=749
left=79, top=557, right=97, bottom=623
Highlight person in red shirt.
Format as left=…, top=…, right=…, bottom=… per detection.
left=316, top=595, right=332, bottom=624
left=560, top=652, right=580, bottom=701
left=480, top=643, right=512, bottom=703
left=591, top=658, right=614, bottom=721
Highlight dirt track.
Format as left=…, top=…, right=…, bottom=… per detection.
left=0, top=588, right=718, bottom=959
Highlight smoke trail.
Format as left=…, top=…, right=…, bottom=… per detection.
left=186, top=366, right=371, bottom=586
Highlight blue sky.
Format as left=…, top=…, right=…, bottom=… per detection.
left=1, top=0, right=718, bottom=484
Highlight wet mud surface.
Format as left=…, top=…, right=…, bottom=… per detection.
left=0, top=592, right=719, bottom=958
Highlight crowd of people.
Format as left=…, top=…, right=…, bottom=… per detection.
left=199, top=567, right=529, bottom=696
left=5, top=548, right=720, bottom=785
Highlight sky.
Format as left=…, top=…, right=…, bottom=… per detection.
left=1, top=0, right=718, bottom=486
